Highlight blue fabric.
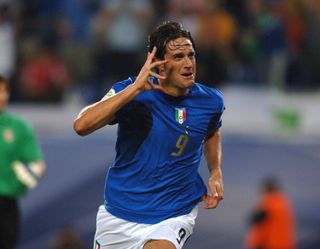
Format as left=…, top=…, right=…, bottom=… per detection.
left=104, top=77, right=225, bottom=224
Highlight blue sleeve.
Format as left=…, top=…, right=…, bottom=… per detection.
left=206, top=90, right=225, bottom=138
left=102, top=77, right=136, bottom=125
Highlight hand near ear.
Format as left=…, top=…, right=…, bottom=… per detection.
left=133, top=47, right=167, bottom=93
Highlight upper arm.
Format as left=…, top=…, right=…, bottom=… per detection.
left=204, top=130, right=222, bottom=171
left=204, top=130, right=221, bottom=154
left=205, top=111, right=223, bottom=141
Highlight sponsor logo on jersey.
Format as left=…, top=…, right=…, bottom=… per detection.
left=2, top=128, right=14, bottom=143
left=175, top=108, right=186, bottom=125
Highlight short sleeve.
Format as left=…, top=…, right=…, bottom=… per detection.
left=18, top=122, right=43, bottom=163
left=206, top=91, right=225, bottom=139
left=101, top=77, right=136, bottom=124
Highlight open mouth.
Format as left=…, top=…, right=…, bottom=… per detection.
left=181, top=72, right=193, bottom=78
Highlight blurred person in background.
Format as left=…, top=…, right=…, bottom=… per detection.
left=299, top=0, right=320, bottom=91
left=280, top=0, right=304, bottom=91
left=0, top=75, right=46, bottom=249
left=0, top=1, right=15, bottom=79
left=92, top=0, right=153, bottom=87
left=245, top=177, right=296, bottom=249
left=49, top=228, right=88, bottom=249
left=18, top=41, right=72, bottom=103
left=74, top=21, right=225, bottom=249
left=194, top=0, right=237, bottom=88
left=164, top=0, right=237, bottom=88
left=243, top=0, right=288, bottom=89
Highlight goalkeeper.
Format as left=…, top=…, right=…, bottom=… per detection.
left=0, top=75, right=46, bottom=249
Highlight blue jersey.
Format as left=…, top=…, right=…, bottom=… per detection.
left=104, top=77, right=224, bottom=224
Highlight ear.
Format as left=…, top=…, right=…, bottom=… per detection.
left=153, top=58, right=165, bottom=74
left=158, top=64, right=165, bottom=73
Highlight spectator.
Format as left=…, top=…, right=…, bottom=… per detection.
left=92, top=0, right=153, bottom=85
left=18, top=42, right=72, bottom=103
left=49, top=228, right=88, bottom=249
left=0, top=2, right=15, bottom=79
left=299, top=0, right=320, bottom=90
left=245, top=177, right=296, bottom=249
left=195, top=0, right=238, bottom=87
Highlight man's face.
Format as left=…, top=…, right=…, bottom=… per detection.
left=161, top=37, right=196, bottom=91
left=0, top=83, right=9, bottom=112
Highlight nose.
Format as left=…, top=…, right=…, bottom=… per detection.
left=183, top=56, right=193, bottom=68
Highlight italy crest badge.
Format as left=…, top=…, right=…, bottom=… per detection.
left=175, top=107, right=186, bottom=125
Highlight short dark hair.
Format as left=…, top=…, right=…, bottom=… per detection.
left=0, top=75, right=9, bottom=92
left=262, top=177, right=281, bottom=192
left=148, top=21, right=195, bottom=59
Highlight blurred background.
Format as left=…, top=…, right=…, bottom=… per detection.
left=1, top=0, right=319, bottom=248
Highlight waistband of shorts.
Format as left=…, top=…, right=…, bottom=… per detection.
left=104, top=201, right=198, bottom=225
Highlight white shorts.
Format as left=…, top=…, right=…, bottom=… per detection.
left=93, top=205, right=198, bottom=249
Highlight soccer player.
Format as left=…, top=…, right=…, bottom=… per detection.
left=74, top=21, right=225, bottom=249
left=0, top=76, right=46, bottom=249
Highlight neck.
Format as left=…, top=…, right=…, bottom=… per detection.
left=159, top=80, right=189, bottom=97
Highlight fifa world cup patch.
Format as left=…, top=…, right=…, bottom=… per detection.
left=102, top=89, right=116, bottom=100
left=175, top=107, right=186, bottom=125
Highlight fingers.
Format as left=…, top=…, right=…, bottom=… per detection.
left=146, top=79, right=163, bottom=91
left=202, top=193, right=221, bottom=209
left=150, top=59, right=167, bottom=68
left=215, top=182, right=224, bottom=200
left=134, top=47, right=167, bottom=92
left=145, top=46, right=167, bottom=76
left=146, top=47, right=167, bottom=66
left=203, top=178, right=224, bottom=209
left=149, top=70, right=166, bottom=80
left=209, top=178, right=224, bottom=200
left=146, top=46, right=157, bottom=64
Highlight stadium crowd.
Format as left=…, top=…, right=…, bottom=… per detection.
left=0, top=0, right=319, bottom=103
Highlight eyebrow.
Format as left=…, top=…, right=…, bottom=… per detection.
left=172, top=50, right=195, bottom=56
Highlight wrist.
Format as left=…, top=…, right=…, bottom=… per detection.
left=209, top=167, right=222, bottom=177
left=12, top=161, right=45, bottom=188
left=130, top=81, right=145, bottom=94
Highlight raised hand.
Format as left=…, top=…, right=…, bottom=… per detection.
left=133, top=47, right=167, bottom=92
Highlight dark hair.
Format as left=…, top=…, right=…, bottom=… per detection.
left=148, top=21, right=195, bottom=59
left=0, top=75, right=9, bottom=92
left=262, top=177, right=281, bottom=192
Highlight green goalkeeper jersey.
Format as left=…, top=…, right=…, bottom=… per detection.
left=0, top=111, right=43, bottom=197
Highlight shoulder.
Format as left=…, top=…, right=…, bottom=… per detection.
left=3, top=112, right=35, bottom=139
left=101, top=77, right=136, bottom=100
left=112, top=77, right=136, bottom=92
left=194, top=83, right=224, bottom=106
left=6, top=112, right=34, bottom=132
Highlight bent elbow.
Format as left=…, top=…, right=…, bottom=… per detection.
left=73, top=118, right=89, bottom=136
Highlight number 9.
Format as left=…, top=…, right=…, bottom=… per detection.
left=171, top=134, right=189, bottom=157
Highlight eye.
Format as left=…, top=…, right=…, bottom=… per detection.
left=173, top=53, right=184, bottom=60
left=188, top=52, right=195, bottom=58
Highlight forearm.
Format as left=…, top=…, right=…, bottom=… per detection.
left=73, top=84, right=142, bottom=136
left=203, top=130, right=224, bottom=208
left=204, top=131, right=222, bottom=177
